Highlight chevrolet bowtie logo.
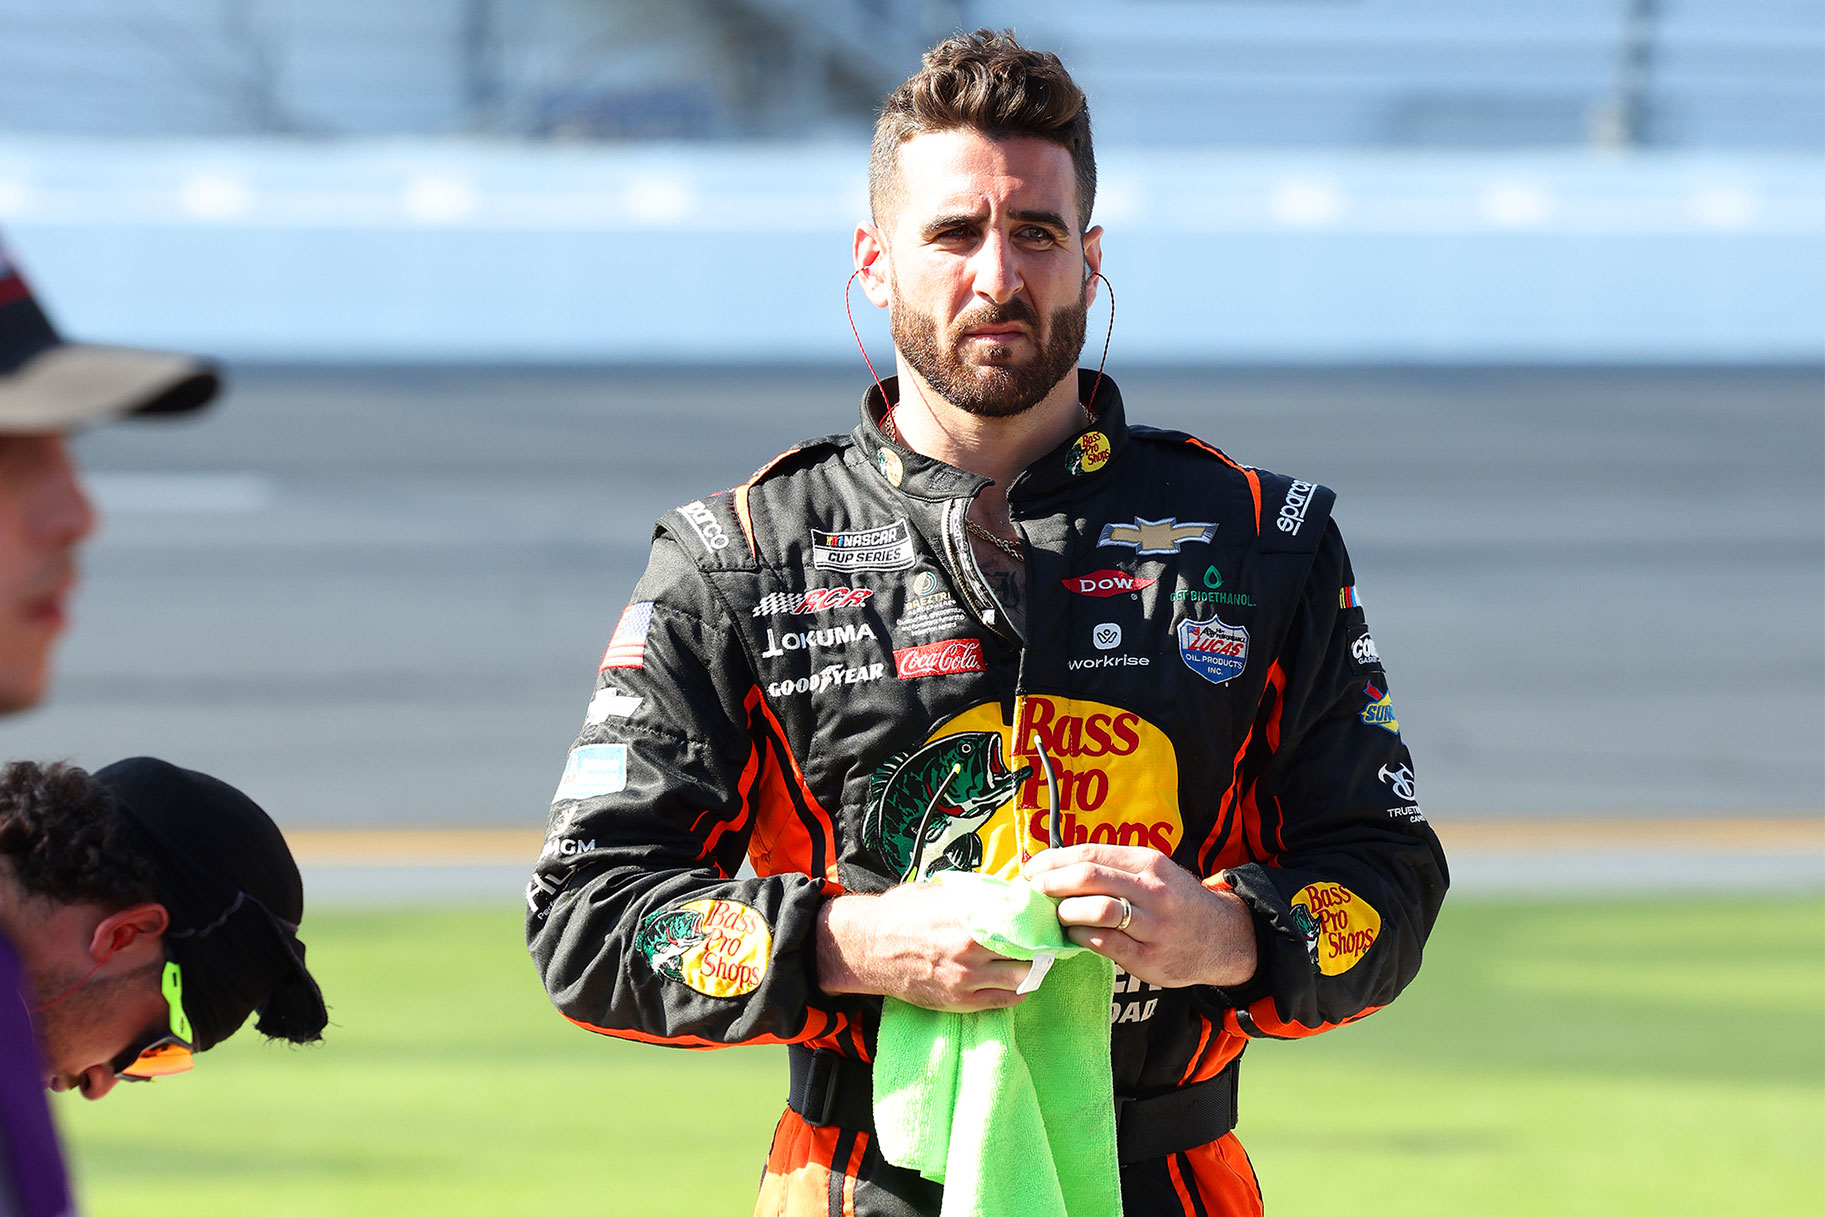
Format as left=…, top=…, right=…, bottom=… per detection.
left=1096, top=517, right=1218, bottom=554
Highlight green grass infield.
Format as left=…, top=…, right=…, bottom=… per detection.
left=58, top=895, right=1825, bottom=1216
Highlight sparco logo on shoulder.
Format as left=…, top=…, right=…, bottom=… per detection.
left=1276, top=481, right=1316, bottom=535
left=679, top=500, right=729, bottom=551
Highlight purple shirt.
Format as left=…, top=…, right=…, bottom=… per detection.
left=0, top=932, right=73, bottom=1217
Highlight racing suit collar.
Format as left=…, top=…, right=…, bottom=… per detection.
left=856, top=370, right=1129, bottom=503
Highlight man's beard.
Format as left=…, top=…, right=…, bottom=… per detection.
left=891, top=292, right=1087, bottom=418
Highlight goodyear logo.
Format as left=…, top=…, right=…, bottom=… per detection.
left=1290, top=882, right=1380, bottom=975
left=634, top=898, right=772, bottom=998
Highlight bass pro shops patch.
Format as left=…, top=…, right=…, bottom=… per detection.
left=635, top=898, right=772, bottom=998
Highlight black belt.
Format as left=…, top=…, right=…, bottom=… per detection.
left=786, top=1045, right=1240, bottom=1166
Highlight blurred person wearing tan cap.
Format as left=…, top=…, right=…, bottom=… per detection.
left=0, top=232, right=221, bottom=1216
left=0, top=236, right=218, bottom=711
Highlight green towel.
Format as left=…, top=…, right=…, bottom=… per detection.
left=873, top=872, right=1121, bottom=1217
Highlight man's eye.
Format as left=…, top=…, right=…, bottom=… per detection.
left=1020, top=227, right=1059, bottom=245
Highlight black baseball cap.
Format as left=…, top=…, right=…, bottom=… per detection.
left=0, top=234, right=219, bottom=431
left=94, top=757, right=327, bottom=1053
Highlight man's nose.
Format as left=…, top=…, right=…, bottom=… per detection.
left=32, top=436, right=96, bottom=550
left=77, top=1066, right=118, bottom=1100
left=968, top=232, right=1023, bottom=304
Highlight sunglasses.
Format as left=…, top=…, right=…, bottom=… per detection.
left=111, top=960, right=195, bottom=1082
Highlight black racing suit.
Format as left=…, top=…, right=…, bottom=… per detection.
left=527, top=371, right=1448, bottom=1216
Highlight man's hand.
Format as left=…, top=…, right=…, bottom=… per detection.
left=1023, top=844, right=1257, bottom=989
left=815, top=884, right=1031, bottom=1012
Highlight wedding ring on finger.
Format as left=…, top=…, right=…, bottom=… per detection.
left=1114, top=896, right=1133, bottom=932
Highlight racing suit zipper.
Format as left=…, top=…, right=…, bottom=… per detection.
left=940, top=496, right=1026, bottom=647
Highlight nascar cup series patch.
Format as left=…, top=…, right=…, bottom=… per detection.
left=635, top=898, right=772, bottom=998
left=1177, top=616, right=1249, bottom=685
left=1289, top=882, right=1380, bottom=975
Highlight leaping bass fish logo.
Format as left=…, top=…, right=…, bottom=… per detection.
left=863, top=733, right=1030, bottom=882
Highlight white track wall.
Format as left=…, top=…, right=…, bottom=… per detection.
left=2, top=141, right=1819, bottom=363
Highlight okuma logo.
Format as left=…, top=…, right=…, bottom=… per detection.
left=1092, top=623, right=1121, bottom=650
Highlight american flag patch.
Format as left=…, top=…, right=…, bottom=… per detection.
left=1339, top=585, right=1361, bottom=609
left=600, top=601, right=655, bottom=670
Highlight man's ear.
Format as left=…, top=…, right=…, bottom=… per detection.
left=853, top=224, right=892, bottom=308
left=1081, top=224, right=1105, bottom=308
left=88, top=903, right=169, bottom=966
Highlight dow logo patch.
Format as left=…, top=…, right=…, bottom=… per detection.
left=1290, top=883, right=1380, bottom=975
left=635, top=898, right=772, bottom=998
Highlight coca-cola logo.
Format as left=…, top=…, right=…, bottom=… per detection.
left=893, top=637, right=986, bottom=679
left=1062, top=569, right=1157, bottom=598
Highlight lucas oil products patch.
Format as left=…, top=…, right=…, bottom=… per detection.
left=1178, top=616, right=1249, bottom=685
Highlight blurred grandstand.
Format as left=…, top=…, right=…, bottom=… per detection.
left=0, top=1, right=1819, bottom=149
left=0, top=2, right=1818, bottom=361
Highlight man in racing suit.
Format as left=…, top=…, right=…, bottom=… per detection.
left=528, top=30, right=1447, bottom=1217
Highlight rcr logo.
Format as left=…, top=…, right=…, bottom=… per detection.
left=1378, top=763, right=1416, bottom=801
left=680, top=500, right=729, bottom=551
left=1276, top=480, right=1316, bottom=535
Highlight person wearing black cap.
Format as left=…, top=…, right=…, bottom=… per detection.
left=0, top=757, right=327, bottom=1099
left=0, top=233, right=224, bottom=1216
left=0, top=235, right=218, bottom=712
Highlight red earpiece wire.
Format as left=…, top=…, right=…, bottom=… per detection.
left=845, top=269, right=894, bottom=425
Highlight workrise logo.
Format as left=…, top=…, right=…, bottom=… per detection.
left=635, top=898, right=772, bottom=998
left=887, top=699, right=1183, bottom=878
left=1062, top=570, right=1155, bottom=598
left=1290, top=882, right=1379, bottom=975
left=751, top=587, right=873, bottom=617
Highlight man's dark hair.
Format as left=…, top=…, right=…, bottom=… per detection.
left=0, top=761, right=158, bottom=908
left=870, top=29, right=1096, bottom=233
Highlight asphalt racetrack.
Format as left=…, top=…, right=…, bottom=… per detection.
left=5, top=364, right=1819, bottom=895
